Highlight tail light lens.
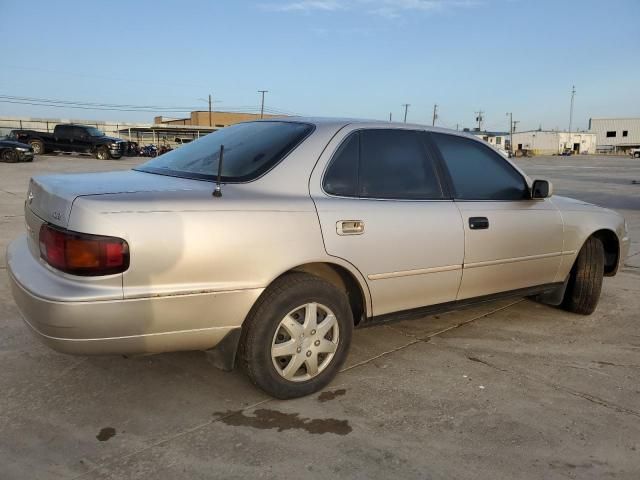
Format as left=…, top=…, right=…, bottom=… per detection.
left=39, top=224, right=129, bottom=276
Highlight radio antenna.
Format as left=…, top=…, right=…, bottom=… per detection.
left=213, top=144, right=224, bottom=197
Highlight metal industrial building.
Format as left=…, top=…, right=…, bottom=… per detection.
left=511, top=131, right=597, bottom=155
left=464, top=129, right=510, bottom=153
left=589, top=118, right=640, bottom=153
left=154, top=111, right=281, bottom=129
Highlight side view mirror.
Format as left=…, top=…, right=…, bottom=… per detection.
left=531, top=179, right=553, bottom=199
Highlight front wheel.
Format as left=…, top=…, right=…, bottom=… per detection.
left=95, top=147, right=111, bottom=160
left=239, top=273, right=353, bottom=399
left=634, top=152, right=640, bottom=158
left=1, top=149, right=19, bottom=163
left=561, top=236, right=605, bottom=315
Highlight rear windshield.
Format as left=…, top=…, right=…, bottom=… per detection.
left=135, top=121, right=314, bottom=182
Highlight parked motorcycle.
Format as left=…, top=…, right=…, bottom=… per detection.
left=140, top=144, right=158, bottom=158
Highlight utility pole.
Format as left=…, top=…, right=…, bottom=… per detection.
left=208, top=94, right=212, bottom=127
left=432, top=104, right=438, bottom=126
left=258, top=90, right=268, bottom=119
left=389, top=112, right=392, bottom=122
left=475, top=110, right=484, bottom=131
left=568, top=85, right=576, bottom=133
left=506, top=112, right=513, bottom=156
left=456, top=123, right=459, bottom=131
left=402, top=103, right=410, bottom=123
left=513, top=120, right=520, bottom=132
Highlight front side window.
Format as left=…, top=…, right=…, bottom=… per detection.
left=430, top=132, right=528, bottom=201
left=323, top=129, right=443, bottom=200
left=85, top=127, right=104, bottom=137
left=136, top=121, right=313, bottom=182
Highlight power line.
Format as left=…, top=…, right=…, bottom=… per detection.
left=0, top=94, right=303, bottom=116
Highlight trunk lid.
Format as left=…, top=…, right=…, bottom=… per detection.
left=27, top=170, right=204, bottom=228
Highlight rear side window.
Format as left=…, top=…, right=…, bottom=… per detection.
left=323, top=129, right=443, bottom=200
left=430, top=133, right=527, bottom=200
left=323, top=133, right=359, bottom=197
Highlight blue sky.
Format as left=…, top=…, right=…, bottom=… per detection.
left=1, top=0, right=639, bottom=131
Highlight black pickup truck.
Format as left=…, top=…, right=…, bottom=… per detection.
left=10, top=124, right=127, bottom=159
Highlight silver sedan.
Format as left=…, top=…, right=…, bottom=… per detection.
left=7, top=118, right=630, bottom=398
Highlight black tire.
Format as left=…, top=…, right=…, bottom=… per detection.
left=95, top=147, right=111, bottom=160
left=1, top=149, right=19, bottom=163
left=239, top=273, right=353, bottom=399
left=562, top=236, right=605, bottom=315
left=29, top=140, right=44, bottom=155
left=634, top=152, right=640, bottom=158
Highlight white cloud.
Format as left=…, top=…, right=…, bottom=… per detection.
left=263, top=0, right=345, bottom=12
left=262, top=0, right=482, bottom=16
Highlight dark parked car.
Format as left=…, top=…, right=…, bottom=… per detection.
left=0, top=138, right=34, bottom=162
left=10, top=124, right=127, bottom=160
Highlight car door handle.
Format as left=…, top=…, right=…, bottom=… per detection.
left=337, top=220, right=365, bottom=235
left=469, top=217, right=489, bottom=230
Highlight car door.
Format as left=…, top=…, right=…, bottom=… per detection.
left=56, top=125, right=76, bottom=151
left=310, top=127, right=465, bottom=317
left=72, top=126, right=94, bottom=153
left=427, top=132, right=564, bottom=300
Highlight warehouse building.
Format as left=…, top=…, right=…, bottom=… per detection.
left=589, top=117, right=640, bottom=153
left=511, top=130, right=596, bottom=155
left=465, top=130, right=510, bottom=153
left=154, top=110, right=282, bottom=129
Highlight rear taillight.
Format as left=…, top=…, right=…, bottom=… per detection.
left=39, top=224, right=129, bottom=276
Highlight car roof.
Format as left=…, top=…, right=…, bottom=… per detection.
left=253, top=116, right=481, bottom=138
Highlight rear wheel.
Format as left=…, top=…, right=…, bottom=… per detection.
left=95, top=147, right=111, bottom=160
left=29, top=140, right=44, bottom=155
left=562, top=236, right=605, bottom=315
left=1, top=149, right=18, bottom=163
left=239, top=273, right=353, bottom=399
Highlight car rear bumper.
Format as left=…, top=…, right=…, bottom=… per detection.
left=6, top=235, right=262, bottom=356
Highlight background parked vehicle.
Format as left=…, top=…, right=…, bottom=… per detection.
left=125, top=141, right=139, bottom=157
left=139, top=144, right=158, bottom=157
left=630, top=148, right=640, bottom=158
left=158, top=144, right=173, bottom=155
left=0, top=138, right=34, bottom=162
left=9, top=124, right=127, bottom=159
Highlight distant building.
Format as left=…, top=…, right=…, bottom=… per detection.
left=154, top=110, right=282, bottom=129
left=589, top=118, right=640, bottom=153
left=463, top=129, right=510, bottom=152
left=511, top=131, right=596, bottom=155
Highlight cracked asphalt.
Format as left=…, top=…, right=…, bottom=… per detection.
left=1, top=153, right=639, bottom=479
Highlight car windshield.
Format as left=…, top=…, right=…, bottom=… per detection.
left=86, top=127, right=105, bottom=137
left=135, top=121, right=314, bottom=182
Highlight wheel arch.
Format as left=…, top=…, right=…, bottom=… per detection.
left=219, top=260, right=369, bottom=374
left=588, top=228, right=620, bottom=276
left=288, top=262, right=370, bottom=325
